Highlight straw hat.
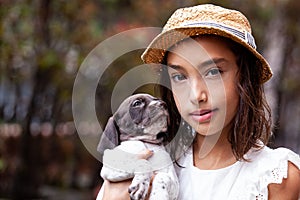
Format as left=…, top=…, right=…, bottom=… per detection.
left=141, top=4, right=272, bottom=83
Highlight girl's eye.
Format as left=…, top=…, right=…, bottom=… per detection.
left=206, top=68, right=222, bottom=77
left=171, top=74, right=187, bottom=82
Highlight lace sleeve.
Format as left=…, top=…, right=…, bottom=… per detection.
left=236, top=147, right=300, bottom=200
left=262, top=148, right=300, bottom=184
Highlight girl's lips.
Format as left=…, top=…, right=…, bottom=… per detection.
left=190, top=109, right=217, bottom=123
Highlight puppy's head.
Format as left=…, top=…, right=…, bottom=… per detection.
left=97, top=94, right=169, bottom=154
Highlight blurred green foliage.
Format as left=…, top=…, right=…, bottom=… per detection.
left=0, top=159, right=5, bottom=172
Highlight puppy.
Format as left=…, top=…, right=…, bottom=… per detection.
left=97, top=93, right=179, bottom=200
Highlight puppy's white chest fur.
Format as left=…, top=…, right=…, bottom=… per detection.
left=101, top=140, right=179, bottom=200
left=117, top=141, right=173, bottom=171
left=117, top=140, right=160, bottom=153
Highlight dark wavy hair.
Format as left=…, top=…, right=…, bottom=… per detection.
left=156, top=35, right=272, bottom=161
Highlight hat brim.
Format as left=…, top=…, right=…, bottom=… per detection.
left=142, top=27, right=272, bottom=83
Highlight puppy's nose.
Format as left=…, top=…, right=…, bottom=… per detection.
left=149, top=99, right=167, bottom=109
left=157, top=100, right=167, bottom=109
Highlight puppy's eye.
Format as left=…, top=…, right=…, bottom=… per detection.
left=132, top=99, right=144, bottom=107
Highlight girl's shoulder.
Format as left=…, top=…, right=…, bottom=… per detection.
left=238, top=146, right=300, bottom=199
left=244, top=145, right=300, bottom=175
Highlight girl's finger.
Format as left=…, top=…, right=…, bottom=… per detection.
left=137, top=149, right=153, bottom=159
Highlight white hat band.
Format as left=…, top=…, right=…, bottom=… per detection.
left=182, top=21, right=257, bottom=49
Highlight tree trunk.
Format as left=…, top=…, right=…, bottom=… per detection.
left=263, top=3, right=300, bottom=154
left=11, top=0, right=51, bottom=198
left=263, top=7, right=286, bottom=134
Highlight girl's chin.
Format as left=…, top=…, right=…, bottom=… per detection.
left=189, top=122, right=224, bottom=137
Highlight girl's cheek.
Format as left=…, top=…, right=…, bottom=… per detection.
left=172, top=84, right=191, bottom=111
left=173, top=93, right=182, bottom=113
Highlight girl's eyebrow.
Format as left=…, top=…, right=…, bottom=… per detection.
left=167, top=58, right=227, bottom=71
left=199, top=58, right=227, bottom=68
left=167, top=64, right=184, bottom=70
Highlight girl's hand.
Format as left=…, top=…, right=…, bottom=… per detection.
left=102, top=179, right=132, bottom=200
left=101, top=149, right=154, bottom=200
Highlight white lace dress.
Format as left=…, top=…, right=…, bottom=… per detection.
left=175, top=146, right=300, bottom=200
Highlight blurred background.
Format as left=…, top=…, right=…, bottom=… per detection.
left=1, top=0, right=299, bottom=199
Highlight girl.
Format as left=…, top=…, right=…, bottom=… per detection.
left=98, top=4, right=300, bottom=200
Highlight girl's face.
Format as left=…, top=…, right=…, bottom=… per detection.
left=166, top=36, right=239, bottom=137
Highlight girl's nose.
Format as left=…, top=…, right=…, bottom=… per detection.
left=189, top=77, right=208, bottom=105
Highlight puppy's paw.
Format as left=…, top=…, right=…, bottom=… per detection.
left=128, top=173, right=152, bottom=200
left=148, top=172, right=176, bottom=200
left=101, top=165, right=134, bottom=182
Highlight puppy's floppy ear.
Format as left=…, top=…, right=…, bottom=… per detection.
left=97, top=117, right=119, bottom=155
